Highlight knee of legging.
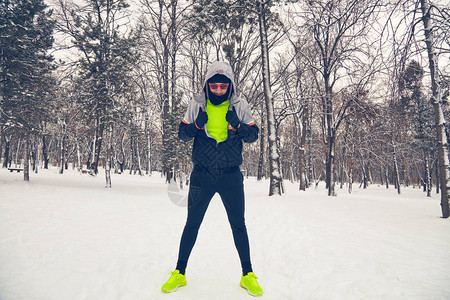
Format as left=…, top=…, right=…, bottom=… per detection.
left=230, top=222, right=247, bottom=232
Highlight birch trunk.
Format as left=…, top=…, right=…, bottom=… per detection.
left=0, top=126, right=3, bottom=166
left=161, top=8, right=171, bottom=182
left=425, top=154, right=431, bottom=197
left=420, top=0, right=449, bottom=218
left=258, top=0, right=282, bottom=196
left=435, top=159, right=440, bottom=194
left=15, top=138, right=21, bottom=167
left=130, top=136, right=135, bottom=175
left=135, top=136, right=142, bottom=176
left=257, top=101, right=265, bottom=181
left=299, top=108, right=308, bottom=191
left=324, top=73, right=336, bottom=196
left=339, top=158, right=344, bottom=190
left=105, top=122, right=113, bottom=188
left=24, top=135, right=30, bottom=181
left=326, top=133, right=336, bottom=196
left=348, top=168, right=353, bottom=194
left=76, top=139, right=82, bottom=171
left=93, top=117, right=104, bottom=175
left=59, top=120, right=66, bottom=174
left=307, top=107, right=313, bottom=185
left=145, top=114, right=151, bottom=175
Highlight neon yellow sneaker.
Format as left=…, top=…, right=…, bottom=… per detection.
left=161, top=270, right=186, bottom=293
left=240, top=272, right=263, bottom=296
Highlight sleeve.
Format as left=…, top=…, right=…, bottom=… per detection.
left=236, top=99, right=259, bottom=143
left=182, top=98, right=199, bottom=124
left=238, top=99, right=256, bottom=126
left=238, top=123, right=259, bottom=143
left=178, top=99, right=199, bottom=142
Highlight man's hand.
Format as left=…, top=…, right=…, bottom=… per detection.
left=226, top=106, right=241, bottom=129
left=195, top=107, right=208, bottom=129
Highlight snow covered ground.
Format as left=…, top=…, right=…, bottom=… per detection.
left=0, top=168, right=449, bottom=300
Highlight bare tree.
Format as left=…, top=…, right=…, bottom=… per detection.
left=257, top=0, right=283, bottom=195
left=293, top=0, right=382, bottom=196
left=420, top=0, right=449, bottom=218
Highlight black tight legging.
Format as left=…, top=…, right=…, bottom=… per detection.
left=176, top=167, right=253, bottom=275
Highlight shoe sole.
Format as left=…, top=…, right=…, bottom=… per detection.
left=240, top=281, right=263, bottom=297
left=162, top=282, right=186, bottom=293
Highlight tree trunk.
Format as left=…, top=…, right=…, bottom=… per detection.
left=119, top=133, right=125, bottom=173
left=392, top=141, right=401, bottom=194
left=34, top=135, right=39, bottom=173
left=367, top=158, right=373, bottom=185
left=339, top=157, right=345, bottom=190
left=307, top=107, right=313, bottom=185
left=258, top=0, right=282, bottom=196
left=299, top=106, right=308, bottom=191
left=425, top=154, right=431, bottom=197
left=380, top=166, right=384, bottom=186
left=59, top=120, right=66, bottom=174
left=161, top=20, right=171, bottom=182
left=93, top=117, right=104, bottom=174
left=0, top=126, right=3, bottom=166
left=435, top=159, right=440, bottom=194
left=326, top=132, right=336, bottom=196
left=257, top=100, right=265, bottom=181
left=420, top=0, right=449, bottom=218
left=3, top=134, right=10, bottom=168
left=323, top=70, right=336, bottom=196
left=348, top=168, right=353, bottom=194
left=15, top=138, right=21, bottom=167
left=362, top=161, right=368, bottom=189
left=86, top=138, right=93, bottom=171
left=145, top=114, right=152, bottom=175
left=385, top=166, right=389, bottom=189
left=76, top=138, right=82, bottom=171
left=105, top=122, right=113, bottom=188
left=135, top=135, right=142, bottom=176
left=130, top=136, right=135, bottom=175
left=403, top=162, right=409, bottom=187
left=24, top=135, right=30, bottom=181
left=43, top=136, right=49, bottom=169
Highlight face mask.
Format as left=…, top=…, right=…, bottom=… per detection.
left=205, top=78, right=233, bottom=105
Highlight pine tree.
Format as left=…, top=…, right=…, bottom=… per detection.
left=58, top=0, right=139, bottom=176
left=399, top=61, right=435, bottom=195
left=0, top=0, right=56, bottom=180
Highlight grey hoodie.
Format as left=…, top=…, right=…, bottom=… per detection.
left=182, top=61, right=256, bottom=139
left=178, top=61, right=259, bottom=169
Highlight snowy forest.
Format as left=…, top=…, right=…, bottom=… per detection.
left=1, top=0, right=449, bottom=215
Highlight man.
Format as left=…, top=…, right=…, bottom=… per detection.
left=161, top=61, right=263, bottom=296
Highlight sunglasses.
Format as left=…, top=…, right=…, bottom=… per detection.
left=209, top=83, right=229, bottom=90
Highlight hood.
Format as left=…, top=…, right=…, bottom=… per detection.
left=204, top=61, right=236, bottom=105
left=203, top=61, right=236, bottom=89
left=194, top=61, right=240, bottom=106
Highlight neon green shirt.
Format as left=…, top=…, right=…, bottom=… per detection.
left=205, top=99, right=230, bottom=143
